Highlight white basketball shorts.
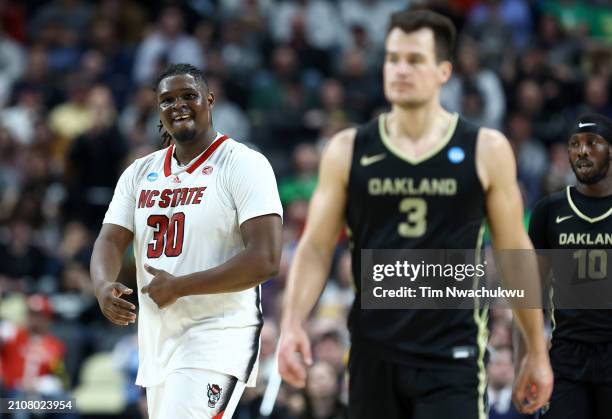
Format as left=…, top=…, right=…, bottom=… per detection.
left=146, top=368, right=246, bottom=419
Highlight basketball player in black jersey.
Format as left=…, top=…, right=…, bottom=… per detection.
left=527, top=113, right=612, bottom=419
left=277, top=10, right=553, bottom=419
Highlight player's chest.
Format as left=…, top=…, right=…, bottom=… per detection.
left=550, top=215, right=612, bottom=248
left=133, top=170, right=230, bottom=226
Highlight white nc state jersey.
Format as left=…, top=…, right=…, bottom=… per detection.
left=103, top=133, right=282, bottom=387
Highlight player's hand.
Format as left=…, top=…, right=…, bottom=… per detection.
left=277, top=322, right=313, bottom=388
left=94, top=281, right=136, bottom=326
left=142, top=264, right=179, bottom=309
left=512, top=349, right=553, bottom=414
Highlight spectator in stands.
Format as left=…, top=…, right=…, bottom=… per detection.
left=132, top=6, right=204, bottom=85
left=488, top=346, right=531, bottom=419
left=302, top=361, right=348, bottom=419
left=0, top=294, right=66, bottom=395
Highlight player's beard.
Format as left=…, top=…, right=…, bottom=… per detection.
left=172, top=127, right=197, bottom=143
left=572, top=154, right=610, bottom=185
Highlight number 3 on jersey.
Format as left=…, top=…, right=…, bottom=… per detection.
left=399, top=198, right=427, bottom=238
left=147, top=213, right=185, bottom=258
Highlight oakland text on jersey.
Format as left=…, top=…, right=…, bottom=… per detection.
left=346, top=114, right=487, bottom=368
left=368, top=177, right=457, bottom=196
left=558, top=232, right=612, bottom=246
left=138, top=187, right=207, bottom=208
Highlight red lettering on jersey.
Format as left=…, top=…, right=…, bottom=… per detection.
left=185, top=188, right=197, bottom=204
left=146, top=190, right=159, bottom=207
left=138, top=190, right=151, bottom=208
left=192, top=187, right=206, bottom=204
left=159, top=189, right=172, bottom=208
left=178, top=187, right=190, bottom=206
left=170, top=188, right=182, bottom=207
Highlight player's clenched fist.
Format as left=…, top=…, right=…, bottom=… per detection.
left=95, top=281, right=136, bottom=326
left=512, top=350, right=554, bottom=415
left=277, top=323, right=313, bottom=388
left=142, top=264, right=180, bottom=308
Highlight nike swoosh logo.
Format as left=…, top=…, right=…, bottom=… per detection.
left=360, top=153, right=386, bottom=166
left=556, top=215, right=573, bottom=223
left=578, top=122, right=596, bottom=128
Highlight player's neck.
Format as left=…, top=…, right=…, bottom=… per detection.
left=576, top=175, right=612, bottom=197
left=173, top=128, right=217, bottom=166
left=388, top=100, right=451, bottom=141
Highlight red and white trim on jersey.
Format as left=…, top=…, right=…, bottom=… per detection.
left=103, top=133, right=282, bottom=389
left=163, top=135, right=229, bottom=177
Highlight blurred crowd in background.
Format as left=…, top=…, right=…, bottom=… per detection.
left=0, top=0, right=611, bottom=418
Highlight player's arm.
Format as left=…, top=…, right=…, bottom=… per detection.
left=91, top=224, right=136, bottom=326
left=477, top=128, right=553, bottom=414
left=513, top=198, right=553, bottom=382
left=142, top=151, right=283, bottom=306
left=278, top=128, right=355, bottom=388
left=147, top=214, right=283, bottom=298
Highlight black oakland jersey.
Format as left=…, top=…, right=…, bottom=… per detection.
left=346, top=113, right=487, bottom=368
left=529, top=186, right=612, bottom=344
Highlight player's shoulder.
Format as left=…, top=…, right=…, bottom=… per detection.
left=475, top=126, right=511, bottom=152
left=132, top=147, right=169, bottom=166
left=323, top=127, right=357, bottom=160
left=221, top=137, right=271, bottom=166
left=473, top=126, right=514, bottom=189
left=123, top=147, right=169, bottom=179
left=532, top=189, right=567, bottom=216
left=455, top=115, right=481, bottom=137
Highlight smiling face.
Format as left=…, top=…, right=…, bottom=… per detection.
left=157, top=74, right=214, bottom=144
left=568, top=132, right=611, bottom=185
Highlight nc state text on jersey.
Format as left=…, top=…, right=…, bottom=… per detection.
left=138, top=187, right=207, bottom=208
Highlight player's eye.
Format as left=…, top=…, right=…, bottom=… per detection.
left=184, top=93, right=197, bottom=100
left=160, top=98, right=172, bottom=106
left=386, top=54, right=399, bottom=63
left=409, top=56, right=423, bottom=65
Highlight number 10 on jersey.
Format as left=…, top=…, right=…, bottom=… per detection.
left=147, top=213, right=185, bottom=258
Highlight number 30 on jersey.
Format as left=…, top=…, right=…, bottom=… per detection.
left=147, top=213, right=185, bottom=258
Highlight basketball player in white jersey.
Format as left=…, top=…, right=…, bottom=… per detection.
left=90, top=63, right=283, bottom=419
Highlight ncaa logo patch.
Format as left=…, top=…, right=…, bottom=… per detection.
left=447, top=147, right=465, bottom=164
left=147, top=172, right=159, bottom=182
left=202, top=165, right=213, bottom=175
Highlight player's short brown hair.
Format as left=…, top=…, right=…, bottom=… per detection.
left=387, top=10, right=456, bottom=62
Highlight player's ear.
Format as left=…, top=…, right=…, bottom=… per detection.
left=438, top=60, right=452, bottom=84
left=207, top=91, right=215, bottom=108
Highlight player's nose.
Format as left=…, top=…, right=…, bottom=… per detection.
left=171, top=97, right=189, bottom=111
left=578, top=143, right=590, bottom=156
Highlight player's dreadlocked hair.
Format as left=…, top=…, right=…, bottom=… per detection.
left=155, top=63, right=209, bottom=148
